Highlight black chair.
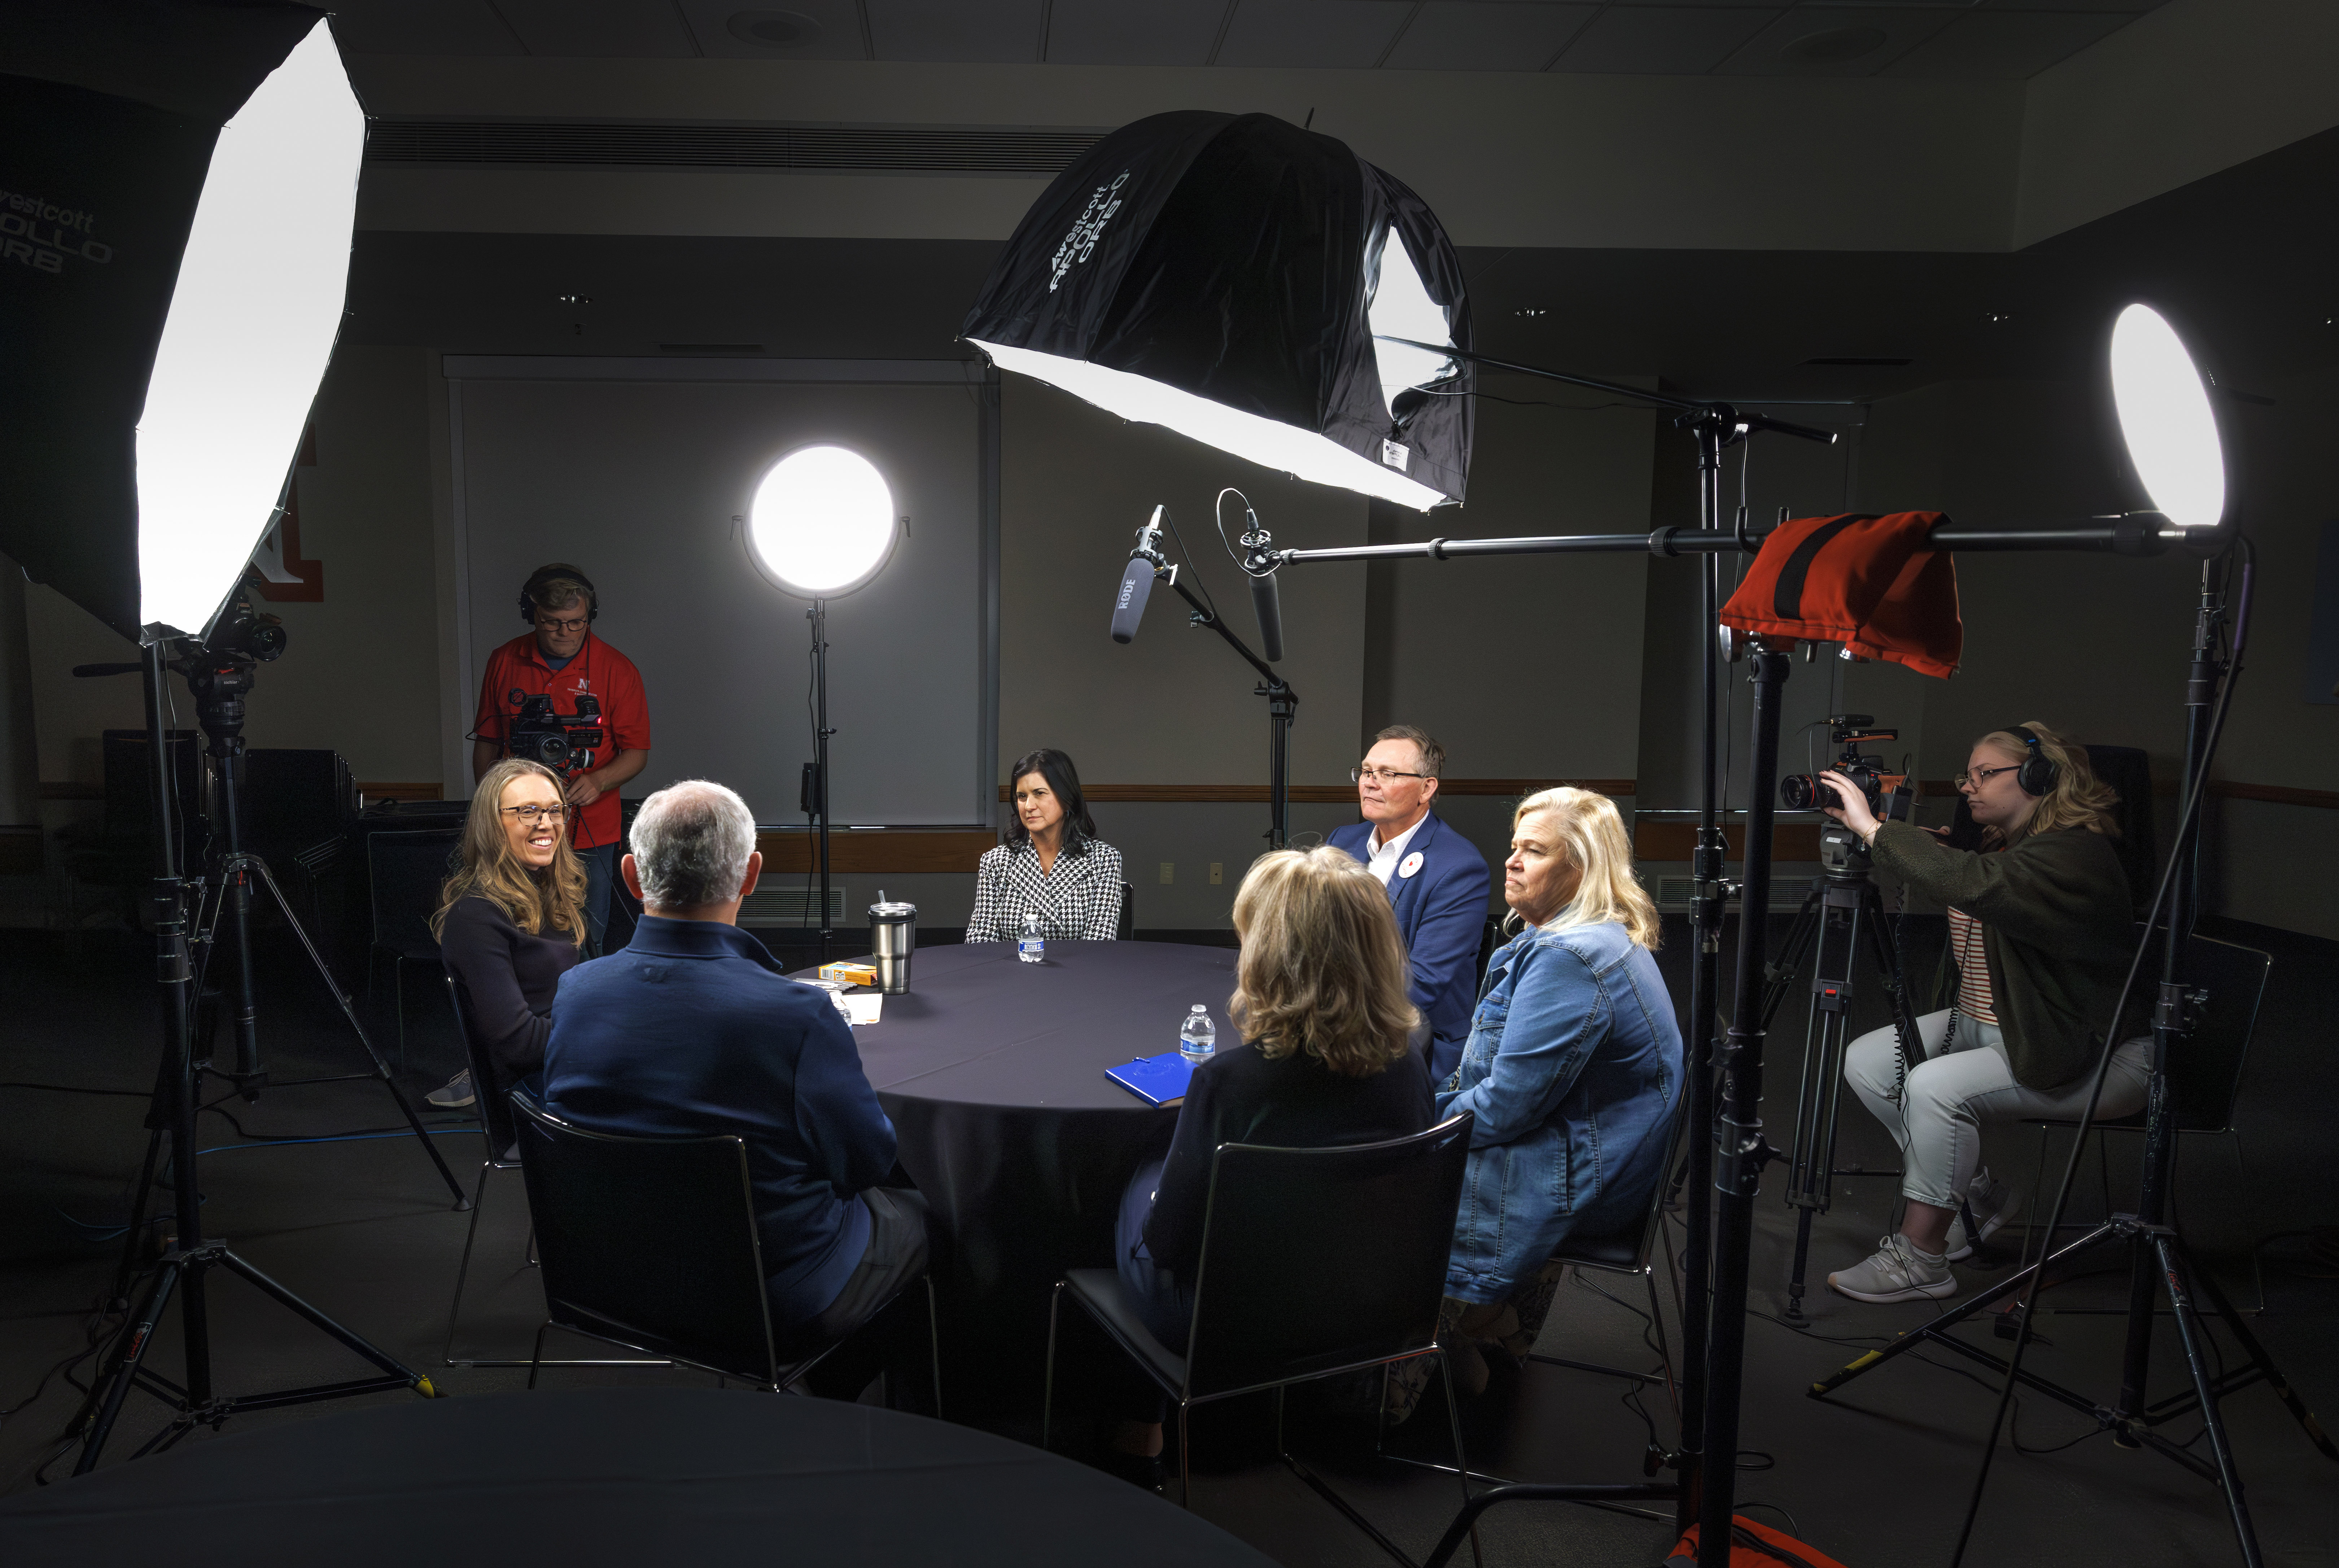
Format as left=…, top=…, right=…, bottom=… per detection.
left=366, top=830, right=459, bottom=1067
left=2019, top=930, right=2271, bottom=1310
left=1116, top=879, right=1136, bottom=941
left=511, top=1094, right=941, bottom=1408
left=441, top=974, right=668, bottom=1371
left=1390, top=1084, right=1693, bottom=1501
left=241, top=748, right=355, bottom=940
left=1043, top=1115, right=1476, bottom=1555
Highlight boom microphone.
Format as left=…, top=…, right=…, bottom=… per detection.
left=1110, top=505, right=1170, bottom=644
left=1239, top=509, right=1284, bottom=662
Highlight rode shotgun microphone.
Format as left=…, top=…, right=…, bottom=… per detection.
left=1240, top=508, right=1284, bottom=662
left=1110, top=505, right=1171, bottom=644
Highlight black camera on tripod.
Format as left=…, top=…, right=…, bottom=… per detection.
left=507, top=693, right=604, bottom=774
left=205, top=585, right=288, bottom=664
left=1779, top=714, right=1913, bottom=822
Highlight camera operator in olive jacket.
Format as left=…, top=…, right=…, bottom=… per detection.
left=1815, top=722, right=2146, bottom=1306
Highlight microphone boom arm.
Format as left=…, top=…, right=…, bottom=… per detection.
left=1154, top=564, right=1298, bottom=849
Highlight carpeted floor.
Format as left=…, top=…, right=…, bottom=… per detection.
left=3, top=912, right=2333, bottom=1566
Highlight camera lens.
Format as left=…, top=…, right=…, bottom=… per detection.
left=1779, top=774, right=1819, bottom=811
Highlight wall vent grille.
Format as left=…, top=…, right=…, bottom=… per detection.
left=740, top=888, right=848, bottom=927
left=366, top=119, right=1103, bottom=174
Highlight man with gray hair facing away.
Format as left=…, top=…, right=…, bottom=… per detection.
left=541, top=780, right=930, bottom=1399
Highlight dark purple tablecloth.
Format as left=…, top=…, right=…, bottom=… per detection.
left=816, top=940, right=1237, bottom=1427
left=0, top=1388, right=1276, bottom=1567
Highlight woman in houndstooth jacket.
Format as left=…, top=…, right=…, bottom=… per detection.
left=965, top=748, right=1126, bottom=943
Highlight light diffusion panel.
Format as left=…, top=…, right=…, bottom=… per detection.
left=450, top=361, right=992, bottom=825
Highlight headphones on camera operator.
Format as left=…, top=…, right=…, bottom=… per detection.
left=519, top=563, right=599, bottom=625
left=2000, top=723, right=2058, bottom=798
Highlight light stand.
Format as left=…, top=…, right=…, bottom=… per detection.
left=66, top=643, right=437, bottom=1473
left=1142, top=561, right=1297, bottom=850
left=806, top=602, right=836, bottom=961
left=741, top=444, right=901, bottom=961
left=1809, top=548, right=2338, bottom=1568
left=1273, top=339, right=2318, bottom=1568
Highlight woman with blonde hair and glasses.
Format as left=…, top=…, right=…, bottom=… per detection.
left=422, top=758, right=590, bottom=1109
left=1389, top=786, right=1682, bottom=1420
left=1096, top=845, right=1436, bottom=1490
left=1818, top=721, right=2143, bottom=1304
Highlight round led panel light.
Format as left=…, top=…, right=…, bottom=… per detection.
left=746, top=445, right=897, bottom=596
left=2109, top=303, right=2227, bottom=531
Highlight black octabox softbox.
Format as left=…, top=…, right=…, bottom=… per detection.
left=961, top=110, right=1472, bottom=509
left=0, top=0, right=361, bottom=643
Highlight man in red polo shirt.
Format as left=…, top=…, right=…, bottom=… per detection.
left=471, top=564, right=651, bottom=950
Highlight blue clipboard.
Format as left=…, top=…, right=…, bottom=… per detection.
left=1106, top=1051, right=1194, bottom=1107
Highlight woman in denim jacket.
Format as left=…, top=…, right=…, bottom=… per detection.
left=1392, top=786, right=1683, bottom=1416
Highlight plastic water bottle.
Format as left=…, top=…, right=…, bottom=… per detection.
left=1179, top=1004, right=1216, bottom=1064
left=1018, top=911, right=1045, bottom=964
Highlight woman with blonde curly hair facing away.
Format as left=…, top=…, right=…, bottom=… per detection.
left=1818, top=721, right=2143, bottom=1305
left=1097, top=846, right=1435, bottom=1490
left=1389, top=787, right=1682, bottom=1422
left=423, top=758, right=590, bottom=1109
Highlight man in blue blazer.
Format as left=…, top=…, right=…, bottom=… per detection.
left=1328, top=725, right=1492, bottom=1084
left=542, top=780, right=928, bottom=1395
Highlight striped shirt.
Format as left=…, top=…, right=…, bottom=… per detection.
left=1945, top=906, right=1997, bottom=1024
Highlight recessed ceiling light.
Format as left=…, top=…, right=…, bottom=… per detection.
left=727, top=9, right=821, bottom=48
left=1783, top=26, right=1886, bottom=65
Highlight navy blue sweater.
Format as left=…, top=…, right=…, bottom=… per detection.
left=541, top=916, right=897, bottom=1326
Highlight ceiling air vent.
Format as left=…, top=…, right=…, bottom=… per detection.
left=366, top=120, right=1104, bottom=175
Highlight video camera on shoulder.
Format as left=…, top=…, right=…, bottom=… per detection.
left=507, top=693, right=604, bottom=775
left=1780, top=715, right=1912, bottom=822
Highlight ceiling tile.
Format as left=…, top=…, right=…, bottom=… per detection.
left=328, top=0, right=526, bottom=55
left=1046, top=0, right=1226, bottom=66
left=494, top=0, right=701, bottom=57
left=1385, top=3, right=1599, bottom=72
left=1885, top=10, right=2140, bottom=78
left=1715, top=5, right=1957, bottom=78
left=1552, top=6, right=1776, bottom=74
left=681, top=1, right=871, bottom=60
left=869, top=0, right=1044, bottom=63
left=1215, top=0, right=1420, bottom=69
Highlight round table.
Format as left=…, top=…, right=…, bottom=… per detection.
left=0, top=1388, right=1276, bottom=1567
left=833, top=940, right=1237, bottom=1425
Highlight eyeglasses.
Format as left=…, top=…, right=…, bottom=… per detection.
left=534, top=615, right=590, bottom=634
left=500, top=803, right=570, bottom=823
left=1953, top=763, right=2019, bottom=790
left=1352, top=765, right=1431, bottom=784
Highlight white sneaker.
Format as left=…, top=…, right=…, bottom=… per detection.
left=425, top=1068, right=476, bottom=1109
left=1828, top=1233, right=1957, bottom=1304
left=1946, top=1168, right=2023, bottom=1262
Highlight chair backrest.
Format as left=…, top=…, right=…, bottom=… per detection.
left=443, top=972, right=520, bottom=1157
left=367, top=830, right=460, bottom=954
left=2162, top=930, right=2269, bottom=1134
left=1552, top=1062, right=1693, bottom=1276
left=1182, top=1113, right=1473, bottom=1401
left=510, top=1093, right=778, bottom=1383
left=241, top=748, right=354, bottom=853
left=1116, top=880, right=1135, bottom=941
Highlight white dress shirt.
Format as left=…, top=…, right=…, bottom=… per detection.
left=1365, top=814, right=1428, bottom=888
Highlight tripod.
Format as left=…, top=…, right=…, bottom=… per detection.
left=179, top=648, right=462, bottom=1200
left=1767, top=822, right=1925, bottom=1322
left=1810, top=556, right=2336, bottom=1567
left=69, top=644, right=438, bottom=1473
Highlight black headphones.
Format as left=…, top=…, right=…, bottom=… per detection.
left=519, top=563, right=598, bottom=624
left=2001, top=724, right=2057, bottom=797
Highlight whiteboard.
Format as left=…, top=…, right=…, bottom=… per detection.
left=446, top=358, right=997, bottom=825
